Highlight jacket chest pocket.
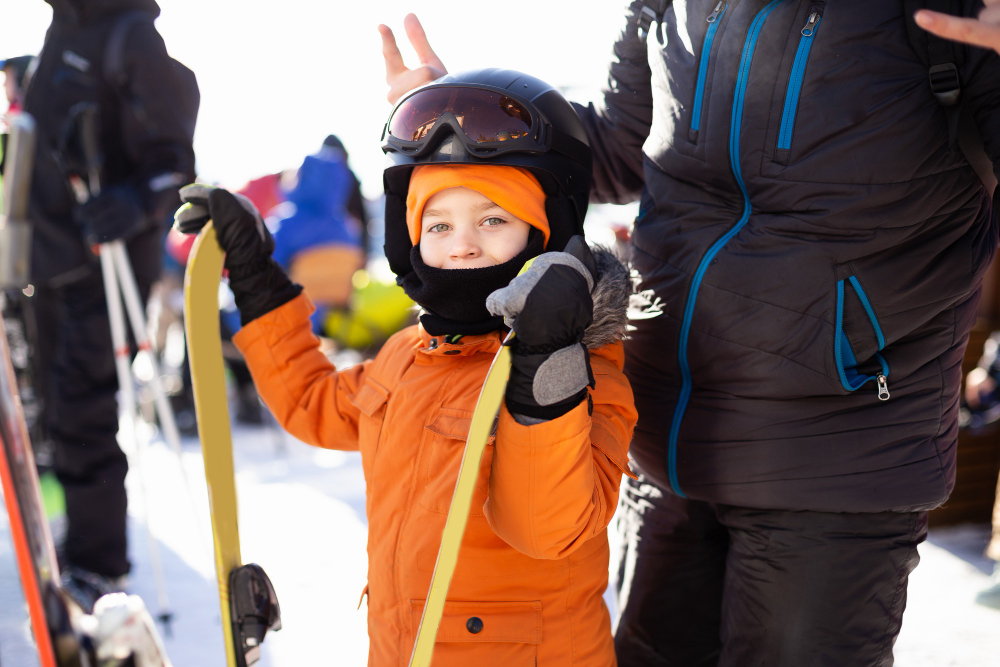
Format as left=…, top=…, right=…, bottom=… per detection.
left=772, top=6, right=824, bottom=165
left=417, top=408, right=495, bottom=516
left=645, top=2, right=730, bottom=164
left=351, top=377, right=390, bottom=484
left=409, top=599, right=542, bottom=665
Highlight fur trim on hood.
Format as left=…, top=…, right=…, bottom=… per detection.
left=583, top=246, right=631, bottom=351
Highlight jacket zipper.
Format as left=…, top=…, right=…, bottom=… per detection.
left=667, top=0, right=789, bottom=497
left=834, top=277, right=891, bottom=400
left=689, top=2, right=728, bottom=141
left=775, top=7, right=823, bottom=164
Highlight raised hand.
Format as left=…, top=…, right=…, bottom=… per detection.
left=378, top=13, right=447, bottom=105
left=916, top=0, right=1000, bottom=55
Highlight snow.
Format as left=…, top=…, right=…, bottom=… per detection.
left=3, top=419, right=1000, bottom=665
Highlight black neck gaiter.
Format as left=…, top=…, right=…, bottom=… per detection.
left=399, top=229, right=545, bottom=336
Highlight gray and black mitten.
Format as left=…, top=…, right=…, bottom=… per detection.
left=487, top=236, right=597, bottom=421
left=175, top=184, right=301, bottom=324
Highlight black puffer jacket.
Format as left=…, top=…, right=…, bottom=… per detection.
left=574, top=0, right=1000, bottom=513
left=24, top=0, right=196, bottom=285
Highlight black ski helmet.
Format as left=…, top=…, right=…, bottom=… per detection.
left=381, top=68, right=592, bottom=278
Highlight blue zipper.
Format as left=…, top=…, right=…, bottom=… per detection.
left=835, top=278, right=890, bottom=397
left=847, top=275, right=885, bottom=350
left=691, top=2, right=728, bottom=134
left=667, top=0, right=788, bottom=497
left=777, top=11, right=822, bottom=151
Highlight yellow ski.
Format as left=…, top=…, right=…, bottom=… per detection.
left=184, top=222, right=241, bottom=667
left=184, top=222, right=280, bottom=667
left=409, top=258, right=533, bottom=667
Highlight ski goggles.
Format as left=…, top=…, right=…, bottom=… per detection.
left=384, top=85, right=546, bottom=158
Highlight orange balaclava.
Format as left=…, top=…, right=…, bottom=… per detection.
left=405, top=164, right=550, bottom=247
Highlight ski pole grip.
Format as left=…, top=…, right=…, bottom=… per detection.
left=0, top=113, right=37, bottom=288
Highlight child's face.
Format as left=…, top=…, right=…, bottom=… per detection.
left=418, top=187, right=532, bottom=269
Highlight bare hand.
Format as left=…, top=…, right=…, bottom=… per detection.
left=378, top=14, right=447, bottom=105
left=915, top=0, right=1000, bottom=55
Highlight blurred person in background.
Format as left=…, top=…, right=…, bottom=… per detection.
left=963, top=334, right=1000, bottom=606
left=319, top=134, right=371, bottom=257
left=24, top=0, right=196, bottom=609
left=382, top=2, right=999, bottom=664
left=1, top=55, right=32, bottom=171
left=271, top=145, right=364, bottom=335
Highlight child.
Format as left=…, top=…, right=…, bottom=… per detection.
left=176, top=69, right=636, bottom=666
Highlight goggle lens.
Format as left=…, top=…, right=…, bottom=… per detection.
left=389, top=87, right=534, bottom=144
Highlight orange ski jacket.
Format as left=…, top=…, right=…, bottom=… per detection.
left=233, top=251, right=636, bottom=666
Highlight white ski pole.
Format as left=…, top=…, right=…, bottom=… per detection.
left=77, top=102, right=173, bottom=633
left=108, top=240, right=184, bottom=458
left=109, top=238, right=214, bottom=565
left=99, top=245, right=173, bottom=633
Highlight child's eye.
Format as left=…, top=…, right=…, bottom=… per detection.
left=427, top=223, right=450, bottom=233
left=482, top=217, right=506, bottom=227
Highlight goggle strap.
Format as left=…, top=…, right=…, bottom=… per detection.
left=547, top=128, right=591, bottom=167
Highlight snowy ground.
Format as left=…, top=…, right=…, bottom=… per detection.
left=2, top=418, right=999, bottom=666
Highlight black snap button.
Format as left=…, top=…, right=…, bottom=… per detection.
left=428, top=338, right=438, bottom=349
left=466, top=616, right=483, bottom=634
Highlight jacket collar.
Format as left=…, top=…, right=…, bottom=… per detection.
left=415, top=325, right=504, bottom=359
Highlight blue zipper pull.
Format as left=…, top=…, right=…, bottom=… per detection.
left=877, top=373, right=890, bottom=401
left=707, top=1, right=726, bottom=23
left=801, top=11, right=820, bottom=36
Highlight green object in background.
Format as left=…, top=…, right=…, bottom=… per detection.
left=323, top=270, right=415, bottom=350
left=38, top=471, right=65, bottom=519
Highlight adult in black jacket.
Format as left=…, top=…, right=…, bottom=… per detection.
left=23, top=0, right=195, bottom=604
left=382, top=2, right=999, bottom=664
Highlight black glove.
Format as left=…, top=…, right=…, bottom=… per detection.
left=486, top=236, right=598, bottom=421
left=75, top=186, right=147, bottom=245
left=175, top=184, right=301, bottom=325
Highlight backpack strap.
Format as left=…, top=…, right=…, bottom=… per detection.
left=637, top=0, right=673, bottom=40
left=903, top=0, right=996, bottom=198
left=904, top=0, right=965, bottom=145
left=103, top=10, right=154, bottom=90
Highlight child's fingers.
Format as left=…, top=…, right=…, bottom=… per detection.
left=404, top=13, right=446, bottom=71
left=379, top=24, right=408, bottom=80
left=914, top=9, right=1000, bottom=51
left=387, top=67, right=441, bottom=105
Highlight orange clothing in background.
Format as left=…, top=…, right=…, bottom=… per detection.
left=234, top=293, right=637, bottom=666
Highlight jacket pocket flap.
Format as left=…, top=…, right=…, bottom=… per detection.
left=409, top=600, right=542, bottom=644
left=425, top=408, right=473, bottom=440
left=350, top=378, right=390, bottom=417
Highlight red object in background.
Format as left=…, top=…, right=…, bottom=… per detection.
left=165, top=227, right=197, bottom=266
left=166, top=173, right=287, bottom=268
left=237, top=172, right=285, bottom=220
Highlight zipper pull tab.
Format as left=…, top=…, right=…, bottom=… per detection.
left=801, top=12, right=820, bottom=36
left=876, top=374, right=890, bottom=401
left=707, top=1, right=726, bottom=23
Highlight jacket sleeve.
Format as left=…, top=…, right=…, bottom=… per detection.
left=484, top=342, right=637, bottom=560
left=571, top=0, right=653, bottom=205
left=960, top=1, right=1000, bottom=212
left=118, top=21, right=198, bottom=220
left=232, top=293, right=368, bottom=450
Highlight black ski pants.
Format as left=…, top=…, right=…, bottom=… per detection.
left=36, top=229, right=162, bottom=578
left=612, top=473, right=927, bottom=667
